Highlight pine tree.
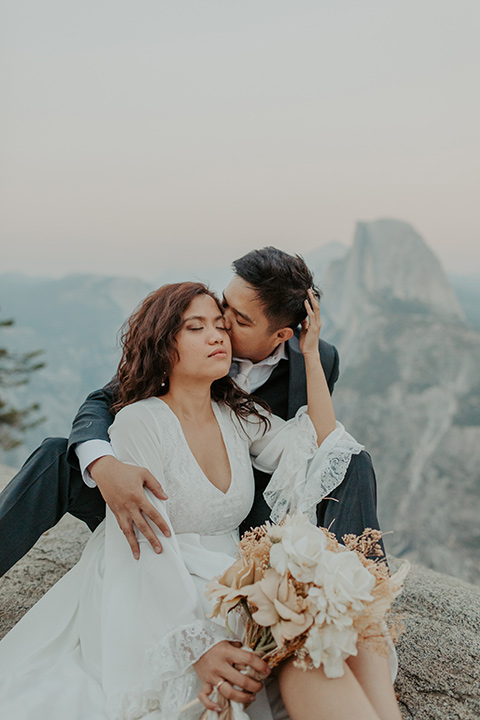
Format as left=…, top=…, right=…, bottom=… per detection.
left=0, top=316, right=45, bottom=450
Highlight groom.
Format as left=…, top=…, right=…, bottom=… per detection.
left=0, top=247, right=382, bottom=574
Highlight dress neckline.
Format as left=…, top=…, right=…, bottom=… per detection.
left=154, top=398, right=233, bottom=496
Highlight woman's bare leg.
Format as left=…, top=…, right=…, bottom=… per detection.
left=346, top=647, right=402, bottom=720
left=277, top=658, right=382, bottom=720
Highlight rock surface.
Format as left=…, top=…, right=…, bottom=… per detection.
left=389, top=559, right=480, bottom=720
left=0, top=465, right=90, bottom=639
left=1, top=468, right=478, bottom=719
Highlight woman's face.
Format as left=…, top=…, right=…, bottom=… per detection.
left=170, top=294, right=232, bottom=384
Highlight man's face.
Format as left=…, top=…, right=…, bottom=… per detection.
left=222, top=276, right=286, bottom=362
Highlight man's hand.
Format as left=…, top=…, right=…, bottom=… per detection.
left=194, top=640, right=270, bottom=711
left=89, top=456, right=171, bottom=559
left=299, top=287, right=322, bottom=358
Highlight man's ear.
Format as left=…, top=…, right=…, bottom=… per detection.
left=274, top=326, right=294, bottom=345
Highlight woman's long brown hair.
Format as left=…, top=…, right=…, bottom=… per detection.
left=112, top=282, right=270, bottom=430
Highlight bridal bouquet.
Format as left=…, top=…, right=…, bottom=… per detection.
left=201, top=514, right=407, bottom=718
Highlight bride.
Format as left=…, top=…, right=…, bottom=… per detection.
left=0, top=282, right=401, bottom=720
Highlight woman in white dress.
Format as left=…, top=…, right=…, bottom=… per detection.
left=0, top=282, right=402, bottom=720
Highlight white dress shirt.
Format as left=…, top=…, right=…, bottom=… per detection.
left=76, top=342, right=288, bottom=486
left=75, top=439, right=117, bottom=488
left=229, top=341, right=287, bottom=393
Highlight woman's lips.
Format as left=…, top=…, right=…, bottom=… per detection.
left=209, top=349, right=228, bottom=358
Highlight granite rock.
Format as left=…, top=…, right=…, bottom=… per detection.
left=1, top=467, right=479, bottom=719
left=390, top=559, right=480, bottom=720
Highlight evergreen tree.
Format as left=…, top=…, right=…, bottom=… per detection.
left=0, top=316, right=45, bottom=450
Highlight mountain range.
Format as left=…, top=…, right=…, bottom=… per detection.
left=1, top=219, right=479, bottom=584
left=319, top=220, right=480, bottom=584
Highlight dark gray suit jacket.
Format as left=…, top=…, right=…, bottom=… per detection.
left=239, top=335, right=339, bottom=530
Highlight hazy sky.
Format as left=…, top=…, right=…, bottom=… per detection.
left=1, top=0, right=479, bottom=279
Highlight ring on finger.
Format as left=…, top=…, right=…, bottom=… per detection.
left=215, top=680, right=226, bottom=691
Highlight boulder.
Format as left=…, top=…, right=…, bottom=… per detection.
left=0, top=467, right=479, bottom=718
left=0, top=464, right=90, bottom=638
left=390, top=559, right=480, bottom=719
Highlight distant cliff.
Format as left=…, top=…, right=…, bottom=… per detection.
left=321, top=219, right=480, bottom=584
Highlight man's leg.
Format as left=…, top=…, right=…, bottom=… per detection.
left=0, top=438, right=106, bottom=576
left=316, top=451, right=387, bottom=559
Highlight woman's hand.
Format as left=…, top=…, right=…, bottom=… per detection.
left=299, top=288, right=322, bottom=358
left=194, top=640, right=269, bottom=711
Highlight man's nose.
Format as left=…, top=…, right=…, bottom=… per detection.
left=223, top=310, right=232, bottom=330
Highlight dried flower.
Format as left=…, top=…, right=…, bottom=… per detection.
left=244, top=568, right=314, bottom=645
left=206, top=556, right=263, bottom=619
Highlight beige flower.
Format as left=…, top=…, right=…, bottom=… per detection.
left=206, top=557, right=264, bottom=619
left=245, top=569, right=313, bottom=647
left=221, top=556, right=264, bottom=588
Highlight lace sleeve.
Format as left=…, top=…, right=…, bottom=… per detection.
left=253, top=407, right=364, bottom=524
left=105, top=619, right=230, bottom=720
left=146, top=618, right=230, bottom=682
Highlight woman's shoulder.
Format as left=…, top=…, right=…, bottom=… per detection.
left=110, top=397, right=169, bottom=431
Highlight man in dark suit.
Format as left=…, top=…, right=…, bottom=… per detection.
left=0, top=247, right=382, bottom=577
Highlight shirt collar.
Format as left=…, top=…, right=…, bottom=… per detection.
left=232, top=341, right=287, bottom=369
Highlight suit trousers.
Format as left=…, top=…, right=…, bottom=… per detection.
left=0, top=438, right=105, bottom=577
left=316, top=450, right=386, bottom=559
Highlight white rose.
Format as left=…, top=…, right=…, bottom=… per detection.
left=269, top=514, right=327, bottom=583
left=305, top=623, right=359, bottom=678
left=314, top=548, right=375, bottom=614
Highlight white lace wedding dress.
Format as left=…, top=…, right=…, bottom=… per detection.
left=0, top=398, right=365, bottom=720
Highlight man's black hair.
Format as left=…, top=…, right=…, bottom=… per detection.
left=232, top=246, right=321, bottom=330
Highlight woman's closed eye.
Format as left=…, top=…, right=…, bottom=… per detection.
left=186, top=325, right=227, bottom=332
